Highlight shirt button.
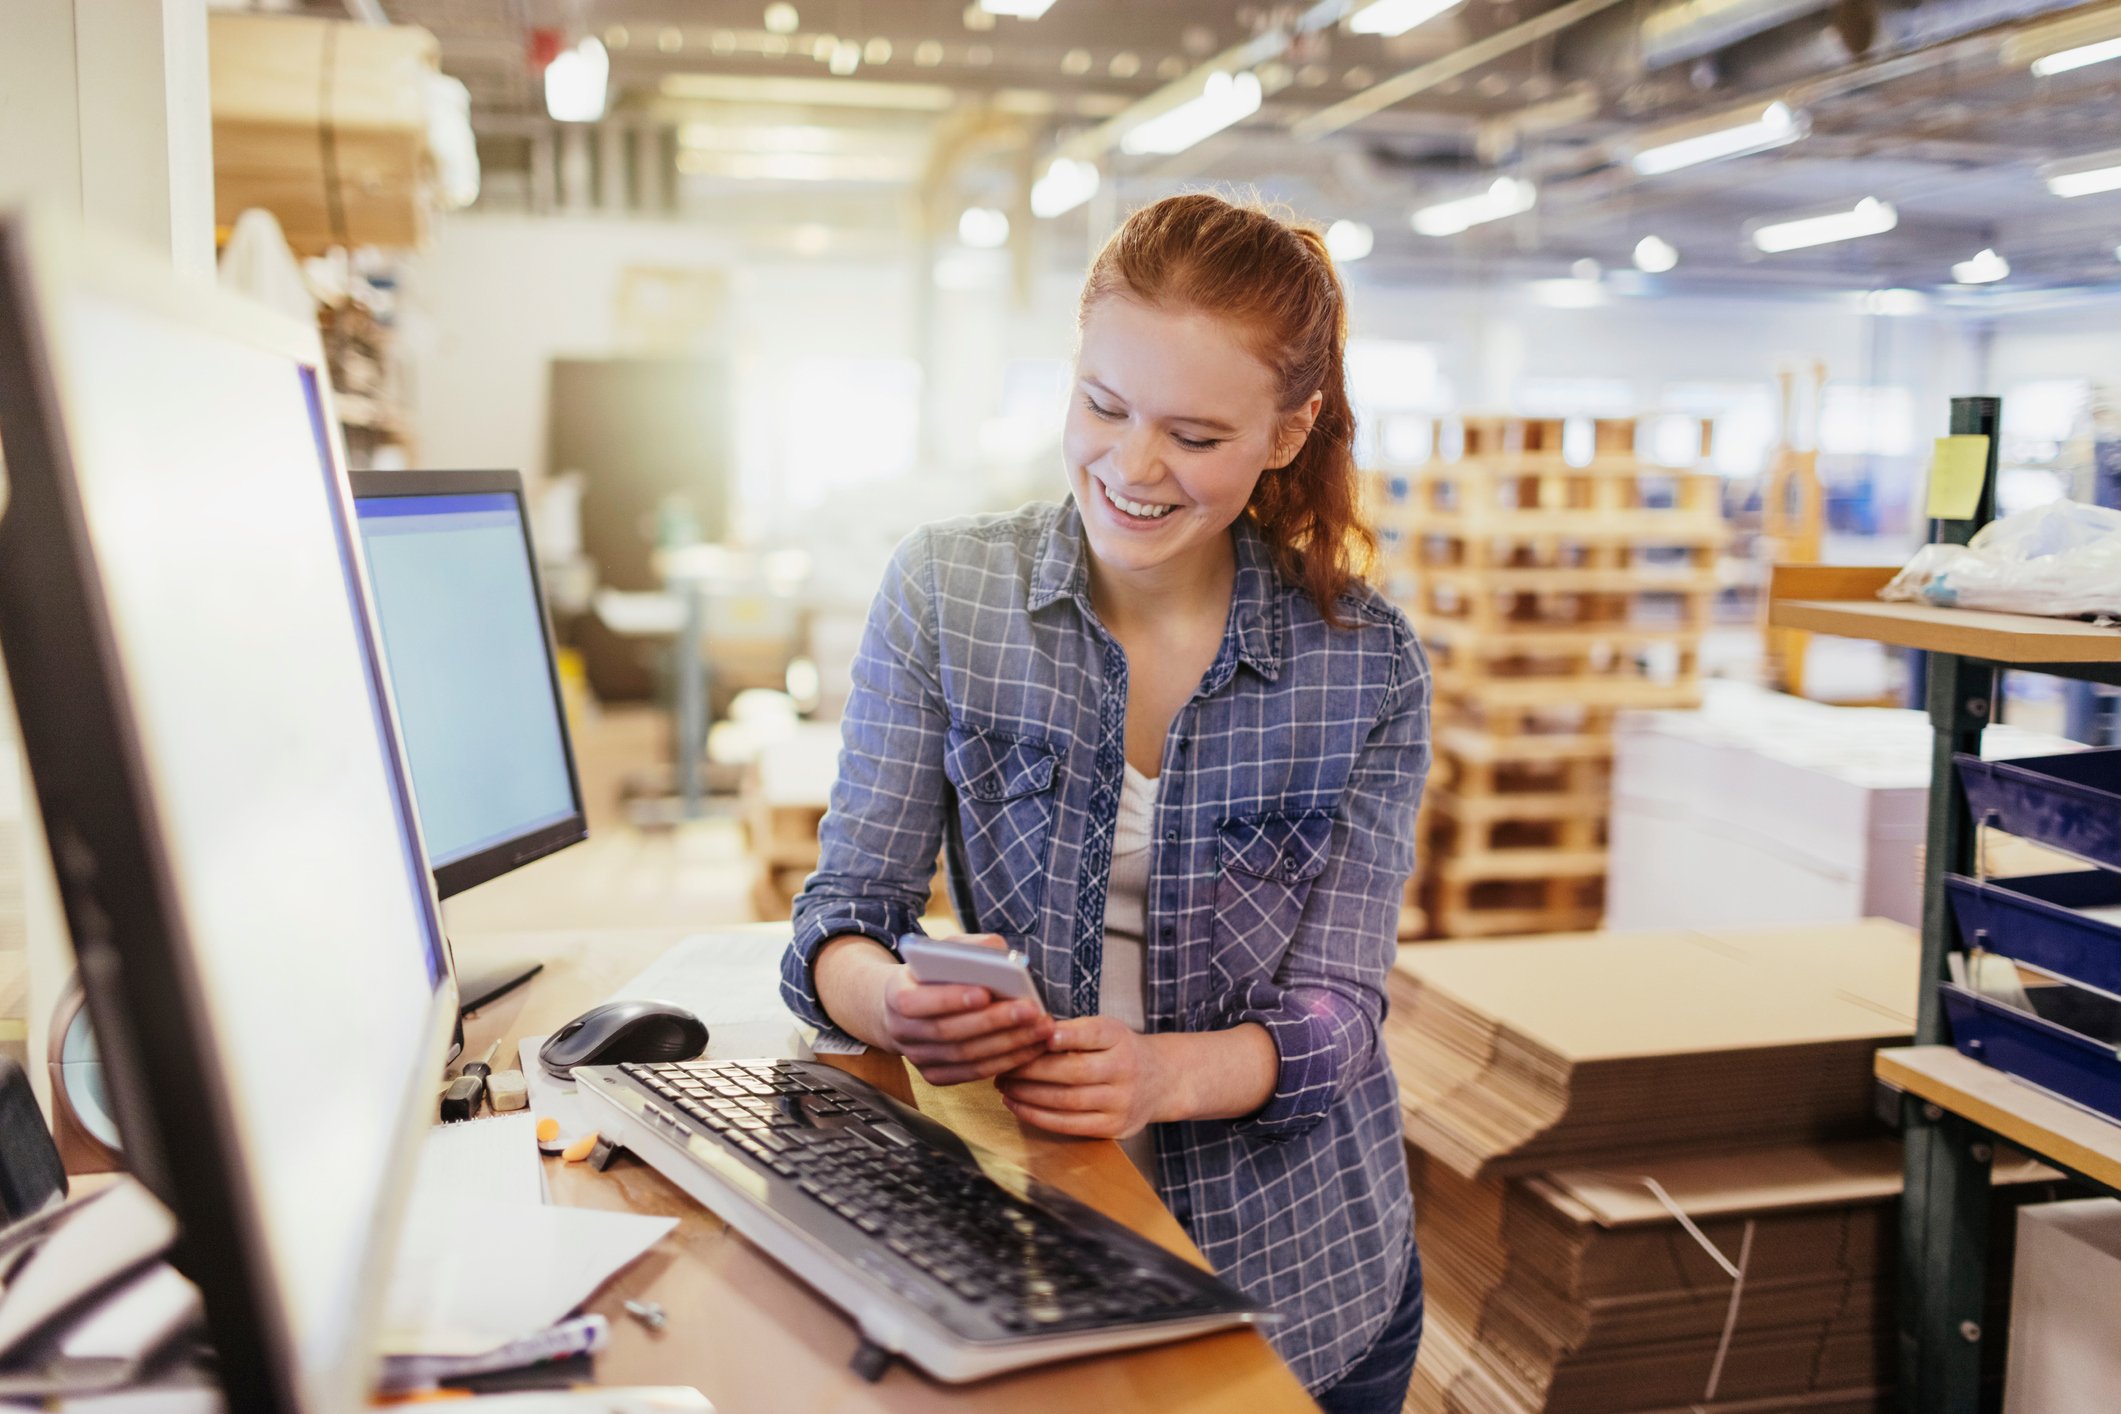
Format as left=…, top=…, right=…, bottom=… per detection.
left=1162, top=925, right=1176, bottom=940
left=1164, top=828, right=1179, bottom=844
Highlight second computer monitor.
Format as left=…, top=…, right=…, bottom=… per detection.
left=352, top=470, right=587, bottom=898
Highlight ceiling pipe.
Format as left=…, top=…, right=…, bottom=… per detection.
left=1640, top=0, right=1840, bottom=70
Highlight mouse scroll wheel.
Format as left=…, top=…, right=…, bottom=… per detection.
left=554, top=1021, right=582, bottom=1040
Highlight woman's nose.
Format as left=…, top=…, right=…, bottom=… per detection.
left=1109, top=422, right=1160, bottom=485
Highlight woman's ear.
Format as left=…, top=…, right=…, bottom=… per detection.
left=1268, top=390, right=1325, bottom=470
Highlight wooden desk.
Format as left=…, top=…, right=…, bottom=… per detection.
left=451, top=926, right=1316, bottom=1413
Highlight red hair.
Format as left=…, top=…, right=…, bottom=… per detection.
left=1080, top=192, right=1373, bottom=627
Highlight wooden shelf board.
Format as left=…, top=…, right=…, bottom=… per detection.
left=1875, top=1045, right=2121, bottom=1193
left=1771, top=597, right=2121, bottom=663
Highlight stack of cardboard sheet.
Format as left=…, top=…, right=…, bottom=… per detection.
left=1394, top=920, right=2051, bottom=1413
left=1386, top=921, right=1918, bottom=1176
left=1409, top=1142, right=2053, bottom=1414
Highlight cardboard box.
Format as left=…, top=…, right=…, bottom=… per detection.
left=2004, top=1199, right=2121, bottom=1414
left=210, top=14, right=437, bottom=252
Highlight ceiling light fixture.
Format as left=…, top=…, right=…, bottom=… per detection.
left=828, top=40, right=861, bottom=75
left=2032, top=35, right=2121, bottom=74
left=2007, top=4, right=2121, bottom=73
left=544, top=37, right=609, bottom=123
left=1119, top=69, right=1262, bottom=156
left=1411, top=176, right=1537, bottom=237
left=1346, top=0, right=1466, bottom=38
left=1633, top=234, right=1679, bottom=272
left=1030, top=157, right=1100, bottom=217
left=763, top=4, right=800, bottom=35
left=1748, top=196, right=1897, bottom=253
left=1325, top=219, right=1375, bottom=262
left=980, top=0, right=1059, bottom=16
left=959, top=206, right=1011, bottom=248
left=1630, top=100, right=1808, bottom=177
left=1952, top=248, right=2010, bottom=284
left=2042, top=149, right=2121, bottom=198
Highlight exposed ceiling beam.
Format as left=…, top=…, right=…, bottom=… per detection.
left=1292, top=0, right=1637, bottom=141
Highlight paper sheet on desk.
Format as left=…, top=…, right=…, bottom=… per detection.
left=381, top=1199, right=673, bottom=1357
left=607, top=931, right=864, bottom=1057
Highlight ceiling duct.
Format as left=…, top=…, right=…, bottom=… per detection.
left=1640, top=0, right=1840, bottom=69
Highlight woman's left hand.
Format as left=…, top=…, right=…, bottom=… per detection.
left=994, top=1016, right=1169, bottom=1139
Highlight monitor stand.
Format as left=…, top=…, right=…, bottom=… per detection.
left=458, top=958, right=544, bottom=1015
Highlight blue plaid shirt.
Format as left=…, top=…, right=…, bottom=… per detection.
left=781, top=499, right=1429, bottom=1391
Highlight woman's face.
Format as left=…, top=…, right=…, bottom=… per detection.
left=1063, top=295, right=1315, bottom=583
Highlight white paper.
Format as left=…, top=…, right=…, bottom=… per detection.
left=607, top=931, right=799, bottom=1029
left=380, top=1199, right=674, bottom=1357
left=415, top=1113, right=544, bottom=1209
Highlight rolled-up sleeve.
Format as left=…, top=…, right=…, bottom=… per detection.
left=1215, top=617, right=1430, bottom=1141
left=780, top=529, right=951, bottom=1042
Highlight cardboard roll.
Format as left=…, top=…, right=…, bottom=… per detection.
left=48, top=976, right=122, bottom=1173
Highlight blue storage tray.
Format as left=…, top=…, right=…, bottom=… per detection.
left=1947, top=871, right=2121, bottom=996
left=1944, top=979, right=2121, bottom=1124
left=1955, top=749, right=2121, bottom=870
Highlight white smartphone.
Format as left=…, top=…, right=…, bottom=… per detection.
left=896, top=934, right=1045, bottom=1008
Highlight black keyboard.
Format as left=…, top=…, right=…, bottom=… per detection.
left=611, top=1059, right=1253, bottom=1339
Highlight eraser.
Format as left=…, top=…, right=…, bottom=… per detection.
left=561, top=1130, right=600, bottom=1164
left=489, top=1069, right=529, bottom=1112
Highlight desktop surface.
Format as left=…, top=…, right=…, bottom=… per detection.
left=450, top=925, right=1314, bottom=1413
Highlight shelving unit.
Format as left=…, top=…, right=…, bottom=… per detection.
left=1767, top=396, right=2121, bottom=1414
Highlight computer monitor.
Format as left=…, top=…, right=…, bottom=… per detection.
left=350, top=470, right=587, bottom=900
left=0, top=211, right=455, bottom=1413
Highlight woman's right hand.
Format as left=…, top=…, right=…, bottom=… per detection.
left=815, top=933, right=1054, bottom=1086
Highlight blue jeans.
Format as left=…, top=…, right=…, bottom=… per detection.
left=1315, top=1245, right=1424, bottom=1414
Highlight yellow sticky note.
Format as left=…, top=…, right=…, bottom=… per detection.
left=1927, top=435, right=1991, bottom=520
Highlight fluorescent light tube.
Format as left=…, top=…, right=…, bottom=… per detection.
left=1030, top=158, right=1100, bottom=218
left=1347, top=0, right=1465, bottom=37
left=2043, top=150, right=2121, bottom=198
left=1529, top=277, right=1607, bottom=308
left=545, top=37, right=610, bottom=123
left=1631, top=101, right=1807, bottom=177
left=1748, top=197, right=1897, bottom=253
left=1412, top=177, right=1536, bottom=237
left=1120, top=70, right=1262, bottom=156
left=2032, top=35, right=2121, bottom=75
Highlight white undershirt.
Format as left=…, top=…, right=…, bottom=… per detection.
left=1101, top=762, right=1159, bottom=1177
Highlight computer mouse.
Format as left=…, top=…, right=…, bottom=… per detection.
left=538, top=999, right=709, bottom=1079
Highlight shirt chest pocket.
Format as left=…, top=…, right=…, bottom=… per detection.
left=1211, top=809, right=1335, bottom=982
left=944, top=725, right=1061, bottom=937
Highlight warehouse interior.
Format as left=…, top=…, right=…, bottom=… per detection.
left=3, top=0, right=2121, bottom=1410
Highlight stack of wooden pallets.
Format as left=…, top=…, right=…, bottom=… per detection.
left=1370, top=415, right=1728, bottom=938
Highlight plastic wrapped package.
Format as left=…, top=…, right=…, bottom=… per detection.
left=1881, top=499, right=2121, bottom=621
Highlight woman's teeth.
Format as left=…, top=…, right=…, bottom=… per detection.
left=1103, top=482, right=1173, bottom=520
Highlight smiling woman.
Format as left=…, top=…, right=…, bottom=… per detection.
left=781, top=192, right=1432, bottom=1412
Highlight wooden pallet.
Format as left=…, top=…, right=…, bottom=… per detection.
left=1423, top=872, right=1606, bottom=939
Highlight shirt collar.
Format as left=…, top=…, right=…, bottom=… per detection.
left=1031, top=497, right=1283, bottom=683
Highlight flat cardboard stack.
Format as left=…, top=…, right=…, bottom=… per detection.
left=1387, top=921, right=1918, bottom=1176
left=1389, top=920, right=2045, bottom=1413
left=1607, top=684, right=2081, bottom=932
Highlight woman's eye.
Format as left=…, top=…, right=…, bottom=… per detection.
left=1173, top=433, right=1223, bottom=451
left=1084, top=396, right=1123, bottom=420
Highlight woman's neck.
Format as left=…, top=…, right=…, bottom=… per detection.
left=1086, top=531, right=1238, bottom=642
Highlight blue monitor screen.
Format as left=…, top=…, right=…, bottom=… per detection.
left=355, top=491, right=578, bottom=871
